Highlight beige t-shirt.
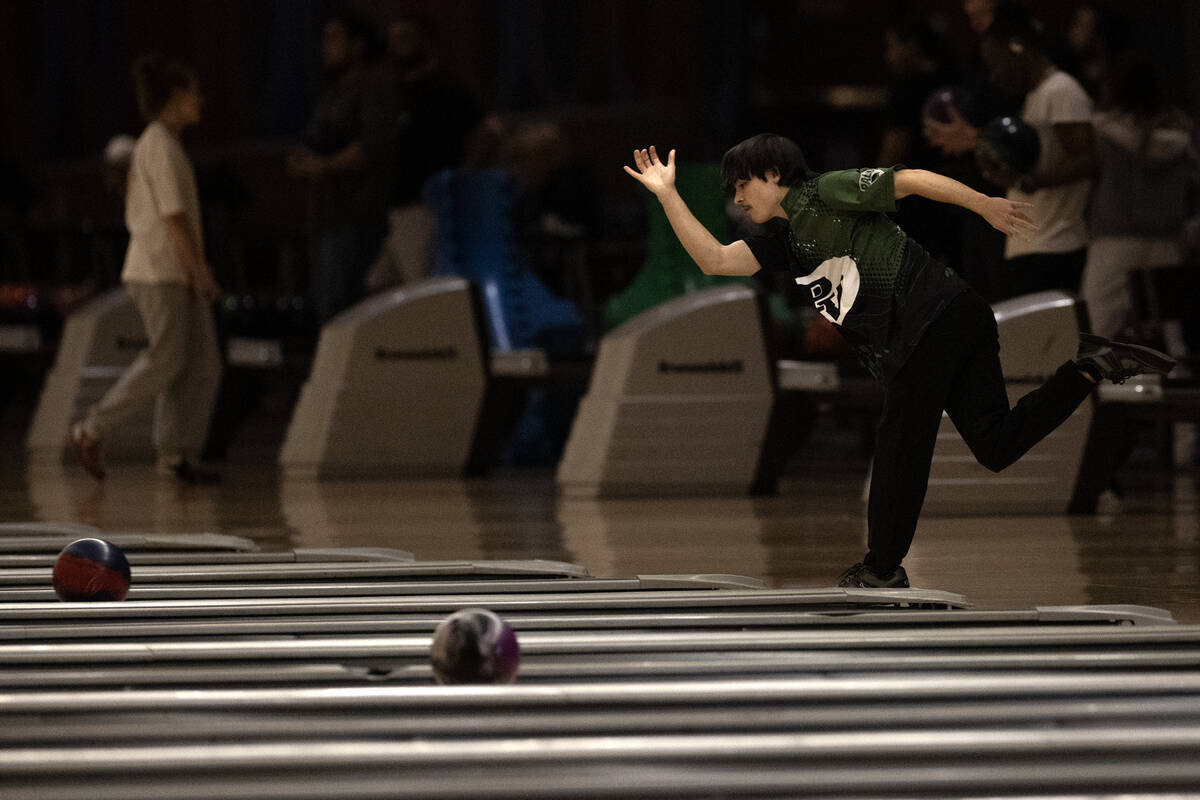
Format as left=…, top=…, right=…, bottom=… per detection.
left=121, top=120, right=204, bottom=284
left=1005, top=69, right=1093, bottom=259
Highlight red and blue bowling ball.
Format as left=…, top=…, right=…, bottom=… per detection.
left=52, top=538, right=131, bottom=602
left=430, top=608, right=520, bottom=685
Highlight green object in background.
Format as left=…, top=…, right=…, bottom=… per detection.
left=604, top=163, right=752, bottom=331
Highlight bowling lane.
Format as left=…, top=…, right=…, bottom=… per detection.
left=2, top=435, right=1198, bottom=622
left=6, top=694, right=1200, bottom=745
left=4, top=725, right=1200, bottom=800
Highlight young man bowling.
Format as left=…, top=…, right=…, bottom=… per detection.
left=624, top=135, right=1175, bottom=587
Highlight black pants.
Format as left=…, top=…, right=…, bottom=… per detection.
left=865, top=289, right=1094, bottom=573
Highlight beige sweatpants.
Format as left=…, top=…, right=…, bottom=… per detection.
left=83, top=281, right=222, bottom=466
left=1080, top=236, right=1182, bottom=339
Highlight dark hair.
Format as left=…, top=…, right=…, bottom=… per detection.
left=131, top=53, right=196, bottom=122
left=327, top=10, right=385, bottom=62
left=720, top=134, right=816, bottom=194
left=981, top=2, right=1046, bottom=53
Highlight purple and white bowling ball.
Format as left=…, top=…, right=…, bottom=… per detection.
left=430, top=608, right=520, bottom=685
left=922, top=86, right=974, bottom=123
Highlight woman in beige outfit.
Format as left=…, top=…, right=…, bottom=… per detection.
left=72, top=54, right=222, bottom=483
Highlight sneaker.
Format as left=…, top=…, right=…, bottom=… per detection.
left=70, top=421, right=105, bottom=480
left=837, top=562, right=910, bottom=588
left=159, top=459, right=221, bottom=485
left=1075, top=333, right=1176, bottom=385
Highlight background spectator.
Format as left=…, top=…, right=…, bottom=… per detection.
left=1082, top=51, right=1199, bottom=339
left=365, top=13, right=498, bottom=294
left=1064, top=0, right=1131, bottom=110
left=877, top=8, right=961, bottom=262
left=287, top=11, right=394, bottom=322
left=978, top=4, right=1095, bottom=299
left=922, top=0, right=1020, bottom=300
left=71, top=53, right=222, bottom=484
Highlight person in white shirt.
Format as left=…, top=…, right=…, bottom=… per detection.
left=976, top=6, right=1096, bottom=300
left=72, top=53, right=223, bottom=484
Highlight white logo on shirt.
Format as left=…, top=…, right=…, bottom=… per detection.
left=858, top=168, right=885, bottom=191
left=795, top=256, right=860, bottom=325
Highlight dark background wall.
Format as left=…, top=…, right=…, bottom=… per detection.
left=0, top=0, right=1196, bottom=269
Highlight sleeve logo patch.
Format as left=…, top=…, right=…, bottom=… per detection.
left=858, top=168, right=885, bottom=191
left=795, top=256, right=860, bottom=326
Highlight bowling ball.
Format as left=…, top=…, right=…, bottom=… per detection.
left=977, top=115, right=1041, bottom=176
left=52, top=538, right=131, bottom=602
left=921, top=86, right=974, bottom=124
left=430, top=608, right=520, bottom=685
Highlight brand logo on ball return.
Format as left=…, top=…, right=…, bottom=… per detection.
left=374, top=347, right=458, bottom=361
left=657, top=360, right=744, bottom=374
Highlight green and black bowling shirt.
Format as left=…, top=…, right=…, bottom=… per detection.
left=743, top=167, right=969, bottom=382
